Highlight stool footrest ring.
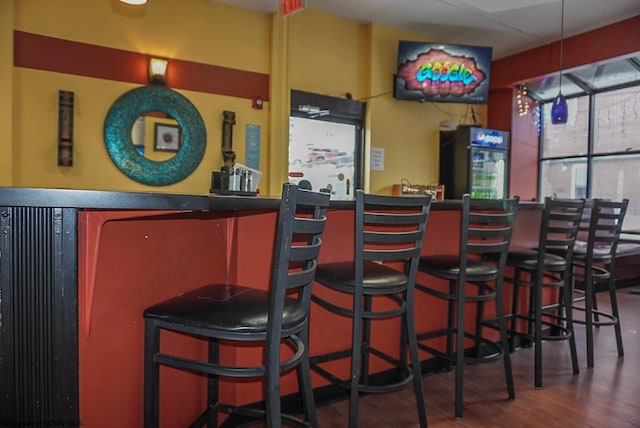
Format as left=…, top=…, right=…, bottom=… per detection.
left=310, top=346, right=414, bottom=394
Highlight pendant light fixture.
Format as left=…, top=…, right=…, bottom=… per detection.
left=551, top=0, right=568, bottom=124
left=120, top=0, right=147, bottom=4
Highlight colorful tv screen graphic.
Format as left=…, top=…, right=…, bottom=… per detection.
left=394, top=41, right=492, bottom=104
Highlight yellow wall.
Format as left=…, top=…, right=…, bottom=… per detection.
left=0, top=1, right=13, bottom=185
left=366, top=24, right=485, bottom=194
left=6, top=0, right=486, bottom=196
left=288, top=10, right=369, bottom=100
left=10, top=0, right=271, bottom=194
left=286, top=10, right=485, bottom=195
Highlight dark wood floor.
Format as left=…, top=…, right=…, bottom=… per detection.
left=315, top=288, right=640, bottom=427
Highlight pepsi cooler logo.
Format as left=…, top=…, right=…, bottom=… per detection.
left=472, top=130, right=504, bottom=147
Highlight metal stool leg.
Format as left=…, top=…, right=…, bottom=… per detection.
left=406, top=292, right=428, bottom=427
left=298, top=328, right=317, bottom=427
left=144, top=320, right=160, bottom=428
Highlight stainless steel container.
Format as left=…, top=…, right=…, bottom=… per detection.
left=228, top=167, right=241, bottom=191
left=241, top=170, right=253, bottom=192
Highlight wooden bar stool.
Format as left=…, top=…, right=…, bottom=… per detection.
left=415, top=195, right=519, bottom=418
left=142, top=183, right=330, bottom=427
left=310, top=190, right=432, bottom=428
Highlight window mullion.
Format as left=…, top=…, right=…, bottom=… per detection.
left=586, top=93, right=595, bottom=198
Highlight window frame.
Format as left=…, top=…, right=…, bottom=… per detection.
left=538, top=80, right=640, bottom=200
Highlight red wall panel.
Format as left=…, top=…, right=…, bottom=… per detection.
left=13, top=30, right=270, bottom=101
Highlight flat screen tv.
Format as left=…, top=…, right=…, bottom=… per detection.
left=394, top=41, right=492, bottom=104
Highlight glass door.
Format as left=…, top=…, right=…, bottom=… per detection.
left=471, top=148, right=507, bottom=199
left=288, top=116, right=357, bottom=199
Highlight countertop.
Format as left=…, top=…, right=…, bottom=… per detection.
left=0, top=187, right=542, bottom=211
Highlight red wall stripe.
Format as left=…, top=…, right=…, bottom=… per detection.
left=13, top=30, right=269, bottom=101
left=490, top=15, right=640, bottom=89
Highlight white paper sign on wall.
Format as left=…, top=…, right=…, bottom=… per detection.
left=371, top=147, right=384, bottom=171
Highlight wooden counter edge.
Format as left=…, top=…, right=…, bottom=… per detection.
left=0, top=187, right=543, bottom=211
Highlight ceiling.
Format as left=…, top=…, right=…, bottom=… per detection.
left=213, top=0, right=640, bottom=60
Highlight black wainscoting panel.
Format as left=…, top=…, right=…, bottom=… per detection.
left=0, top=206, right=79, bottom=426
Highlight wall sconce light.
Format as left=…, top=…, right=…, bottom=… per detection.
left=120, top=0, right=147, bottom=4
left=148, top=57, right=168, bottom=85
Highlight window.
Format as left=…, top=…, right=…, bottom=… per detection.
left=540, top=96, right=589, bottom=199
left=537, top=56, right=640, bottom=230
left=541, top=96, right=589, bottom=158
left=593, top=87, right=640, bottom=154
left=539, top=157, right=587, bottom=199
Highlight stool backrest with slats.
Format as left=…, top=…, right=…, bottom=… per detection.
left=458, top=194, right=520, bottom=285
left=268, top=184, right=331, bottom=337
left=355, top=190, right=432, bottom=289
left=582, top=198, right=629, bottom=265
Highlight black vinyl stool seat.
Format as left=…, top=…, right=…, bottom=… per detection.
left=415, top=195, right=519, bottom=419
left=310, top=191, right=432, bottom=428
left=143, top=183, right=330, bottom=428
left=497, top=197, right=585, bottom=389
left=564, top=198, right=629, bottom=368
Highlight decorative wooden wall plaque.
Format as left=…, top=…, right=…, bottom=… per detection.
left=221, top=110, right=236, bottom=168
left=58, top=90, right=74, bottom=166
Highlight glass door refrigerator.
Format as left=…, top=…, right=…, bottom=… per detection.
left=439, top=125, right=509, bottom=199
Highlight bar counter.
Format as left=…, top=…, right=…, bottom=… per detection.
left=0, top=187, right=542, bottom=427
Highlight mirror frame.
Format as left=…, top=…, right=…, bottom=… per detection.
left=104, top=86, right=206, bottom=186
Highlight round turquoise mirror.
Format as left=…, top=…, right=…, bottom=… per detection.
left=104, top=86, right=206, bottom=186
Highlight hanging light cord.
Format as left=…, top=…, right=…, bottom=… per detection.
left=559, top=0, right=565, bottom=92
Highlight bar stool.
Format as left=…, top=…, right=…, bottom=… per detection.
left=499, top=197, right=584, bottom=389
left=143, top=183, right=330, bottom=427
left=566, top=198, right=628, bottom=367
left=415, top=195, right=519, bottom=419
left=310, top=190, right=432, bottom=428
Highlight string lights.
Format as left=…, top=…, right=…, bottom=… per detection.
left=517, top=83, right=531, bottom=117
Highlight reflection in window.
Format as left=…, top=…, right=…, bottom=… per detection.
left=540, top=158, right=587, bottom=199
left=592, top=154, right=640, bottom=200
left=594, top=87, right=640, bottom=154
